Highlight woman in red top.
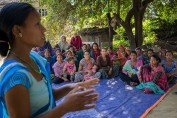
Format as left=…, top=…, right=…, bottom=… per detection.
left=90, top=43, right=101, bottom=60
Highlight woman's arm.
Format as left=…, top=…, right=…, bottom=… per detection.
left=73, top=64, right=76, bottom=72
left=152, top=71, right=162, bottom=83
left=78, top=63, right=83, bottom=71
left=5, top=85, right=30, bottom=118
left=39, top=89, right=98, bottom=118
left=63, top=64, right=67, bottom=73
left=5, top=78, right=99, bottom=118
left=53, top=84, right=75, bottom=100
left=96, top=56, right=102, bottom=68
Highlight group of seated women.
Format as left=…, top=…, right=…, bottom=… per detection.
left=34, top=42, right=177, bottom=94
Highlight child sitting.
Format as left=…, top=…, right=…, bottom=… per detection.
left=63, top=56, right=76, bottom=82
left=52, top=54, right=68, bottom=84
left=84, top=64, right=98, bottom=81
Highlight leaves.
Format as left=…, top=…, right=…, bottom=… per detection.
left=26, top=0, right=177, bottom=47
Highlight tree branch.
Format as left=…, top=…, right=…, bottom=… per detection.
left=114, top=13, right=126, bottom=28
left=117, top=0, right=121, bottom=16
left=141, top=0, right=154, bottom=14
left=125, top=8, right=134, bottom=25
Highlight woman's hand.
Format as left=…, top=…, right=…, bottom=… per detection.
left=79, top=78, right=99, bottom=89
left=62, top=87, right=99, bottom=112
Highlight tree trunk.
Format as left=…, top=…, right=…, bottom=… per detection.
left=107, top=13, right=113, bottom=47
left=134, top=0, right=144, bottom=47
left=125, top=25, right=136, bottom=50
left=115, top=0, right=154, bottom=50
left=134, top=13, right=143, bottom=47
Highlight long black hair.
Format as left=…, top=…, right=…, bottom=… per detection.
left=151, top=54, right=161, bottom=64
left=0, top=2, right=35, bottom=56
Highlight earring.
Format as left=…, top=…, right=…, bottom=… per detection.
left=19, top=33, right=23, bottom=38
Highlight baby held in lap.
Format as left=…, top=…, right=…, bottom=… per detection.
left=84, top=64, right=98, bottom=81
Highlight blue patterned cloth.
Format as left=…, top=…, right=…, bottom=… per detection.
left=53, top=78, right=162, bottom=118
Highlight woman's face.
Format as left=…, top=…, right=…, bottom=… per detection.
left=162, top=51, right=166, bottom=57
left=87, top=44, right=91, bottom=49
left=18, top=11, right=46, bottom=47
left=166, top=52, right=173, bottom=61
left=107, top=48, right=112, bottom=54
left=147, top=51, right=153, bottom=58
left=84, top=52, right=90, bottom=59
left=150, top=57, right=158, bottom=66
left=57, top=55, right=63, bottom=62
left=101, top=49, right=107, bottom=56
left=130, top=53, right=137, bottom=60
left=55, top=50, right=61, bottom=55
left=92, top=44, right=98, bottom=50
left=44, top=50, right=50, bottom=58
left=118, top=46, right=124, bottom=52
left=135, top=49, right=141, bottom=56
left=82, top=45, right=87, bottom=51
left=66, top=51, right=72, bottom=57
left=61, top=37, right=66, bottom=42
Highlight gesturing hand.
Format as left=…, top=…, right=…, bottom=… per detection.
left=79, top=78, right=99, bottom=89
left=62, top=88, right=99, bottom=112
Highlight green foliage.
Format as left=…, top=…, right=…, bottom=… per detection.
left=143, top=19, right=157, bottom=44
left=112, top=38, right=129, bottom=50
left=22, top=0, right=177, bottom=46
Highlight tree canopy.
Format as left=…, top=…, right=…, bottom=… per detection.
left=34, top=0, right=177, bottom=48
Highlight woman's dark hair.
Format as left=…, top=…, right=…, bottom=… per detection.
left=165, top=50, right=173, bottom=56
left=67, top=56, right=74, bottom=62
left=147, top=49, right=154, bottom=52
left=130, top=51, right=137, bottom=55
left=0, top=2, right=35, bottom=56
left=84, top=50, right=90, bottom=55
left=92, top=42, right=99, bottom=49
left=151, top=54, right=161, bottom=63
left=56, top=53, right=62, bottom=58
left=107, top=46, right=113, bottom=50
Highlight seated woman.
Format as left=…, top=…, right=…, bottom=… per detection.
left=90, top=43, right=101, bottom=61
left=97, top=48, right=119, bottom=79
left=112, top=45, right=128, bottom=70
left=119, top=51, right=143, bottom=86
left=77, top=44, right=87, bottom=62
left=162, top=51, right=177, bottom=83
left=107, top=47, right=115, bottom=61
left=137, top=55, right=167, bottom=94
left=75, top=51, right=101, bottom=82
left=52, top=54, right=68, bottom=84
left=38, top=40, right=55, bottom=56
left=57, top=35, right=69, bottom=52
left=44, top=49, right=55, bottom=73
left=159, top=49, right=166, bottom=62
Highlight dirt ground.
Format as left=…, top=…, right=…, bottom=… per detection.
left=146, top=85, right=177, bottom=118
